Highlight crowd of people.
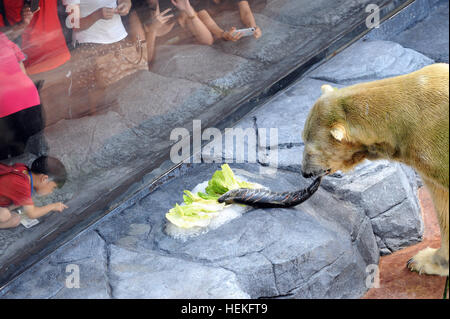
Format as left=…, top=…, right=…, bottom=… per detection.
left=0, top=0, right=263, bottom=229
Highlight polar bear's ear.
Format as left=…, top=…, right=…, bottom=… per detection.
left=330, top=124, right=347, bottom=142
left=321, top=85, right=335, bottom=95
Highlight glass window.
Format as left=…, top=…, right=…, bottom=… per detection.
left=0, top=0, right=405, bottom=285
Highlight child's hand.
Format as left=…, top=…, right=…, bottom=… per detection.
left=253, top=26, right=262, bottom=39
left=99, top=7, right=115, bottom=20
left=52, top=202, right=68, bottom=212
left=222, top=27, right=243, bottom=42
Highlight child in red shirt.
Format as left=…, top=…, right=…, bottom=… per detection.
left=0, top=156, right=68, bottom=229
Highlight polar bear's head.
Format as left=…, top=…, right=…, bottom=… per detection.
left=301, top=85, right=369, bottom=178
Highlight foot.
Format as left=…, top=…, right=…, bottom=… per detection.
left=407, top=247, right=449, bottom=276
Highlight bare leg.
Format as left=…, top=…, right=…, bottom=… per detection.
left=0, top=208, right=21, bottom=229
left=408, top=179, right=449, bottom=276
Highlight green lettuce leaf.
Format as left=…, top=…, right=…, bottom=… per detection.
left=204, top=164, right=261, bottom=196
left=166, top=204, right=212, bottom=228
left=183, top=190, right=221, bottom=206
left=166, top=164, right=262, bottom=229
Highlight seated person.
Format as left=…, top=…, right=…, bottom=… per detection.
left=0, top=31, right=44, bottom=160
left=170, top=0, right=214, bottom=45
left=127, top=0, right=213, bottom=64
left=194, top=0, right=262, bottom=42
left=0, top=156, right=68, bottom=229
left=126, top=0, right=176, bottom=66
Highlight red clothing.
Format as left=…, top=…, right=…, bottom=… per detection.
left=0, top=31, right=41, bottom=118
left=0, top=14, right=4, bottom=27
left=22, top=0, right=71, bottom=74
left=1, top=0, right=71, bottom=74
left=2, top=0, right=23, bottom=26
left=0, top=163, right=33, bottom=207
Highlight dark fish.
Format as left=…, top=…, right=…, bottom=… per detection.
left=218, top=177, right=322, bottom=208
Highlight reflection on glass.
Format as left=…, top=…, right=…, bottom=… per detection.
left=0, top=0, right=392, bottom=283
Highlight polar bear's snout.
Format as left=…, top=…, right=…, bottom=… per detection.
left=301, top=166, right=330, bottom=179
left=301, top=152, right=331, bottom=178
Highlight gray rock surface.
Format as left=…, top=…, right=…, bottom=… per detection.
left=390, top=1, right=449, bottom=63
left=0, top=231, right=110, bottom=299
left=363, top=0, right=434, bottom=42
left=200, top=115, right=258, bottom=164
left=108, top=245, right=249, bottom=299
left=105, top=71, right=222, bottom=131
left=27, top=111, right=133, bottom=178
left=322, top=160, right=423, bottom=254
left=115, top=163, right=378, bottom=299
left=263, top=0, right=380, bottom=27
left=213, top=11, right=322, bottom=64
left=0, top=163, right=379, bottom=299
left=151, top=44, right=263, bottom=91
left=309, top=40, right=434, bottom=84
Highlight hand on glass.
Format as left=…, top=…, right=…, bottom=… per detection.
left=52, top=202, right=68, bottom=213
left=148, top=8, right=175, bottom=35
left=222, top=27, right=243, bottom=42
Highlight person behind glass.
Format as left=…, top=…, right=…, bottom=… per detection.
left=0, top=31, right=44, bottom=160
left=195, top=0, right=262, bottom=42
left=0, top=156, right=68, bottom=229
left=171, top=0, right=214, bottom=45
left=128, top=0, right=213, bottom=63
left=0, top=1, right=36, bottom=41
left=127, top=0, right=175, bottom=66
left=62, top=0, right=133, bottom=114
left=0, top=0, right=71, bottom=75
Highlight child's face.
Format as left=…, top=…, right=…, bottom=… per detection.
left=35, top=175, right=58, bottom=196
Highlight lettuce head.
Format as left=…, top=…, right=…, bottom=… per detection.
left=166, top=164, right=262, bottom=229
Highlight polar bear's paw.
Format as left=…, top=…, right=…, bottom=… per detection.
left=407, top=247, right=449, bottom=276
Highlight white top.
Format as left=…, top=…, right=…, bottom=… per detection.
left=63, top=0, right=128, bottom=44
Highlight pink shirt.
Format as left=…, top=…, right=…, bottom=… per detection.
left=0, top=32, right=41, bottom=118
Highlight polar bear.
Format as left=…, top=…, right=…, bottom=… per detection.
left=301, top=63, right=449, bottom=276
